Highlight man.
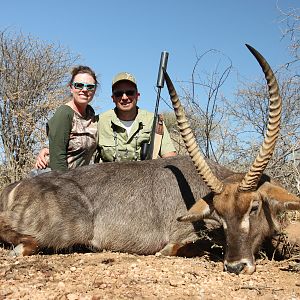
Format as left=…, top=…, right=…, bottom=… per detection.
left=95, top=72, right=176, bottom=162
left=35, top=72, right=176, bottom=169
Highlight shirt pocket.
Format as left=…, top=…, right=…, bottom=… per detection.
left=100, top=141, right=117, bottom=162
left=138, top=129, right=151, bottom=146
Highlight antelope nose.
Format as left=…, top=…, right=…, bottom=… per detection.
left=225, top=262, right=246, bottom=274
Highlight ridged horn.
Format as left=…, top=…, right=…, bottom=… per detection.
left=164, top=70, right=224, bottom=194
left=238, top=44, right=282, bottom=191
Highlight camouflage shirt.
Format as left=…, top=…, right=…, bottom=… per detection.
left=48, top=104, right=98, bottom=171
left=96, top=108, right=176, bottom=162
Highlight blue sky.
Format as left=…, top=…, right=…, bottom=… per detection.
left=0, top=0, right=297, bottom=114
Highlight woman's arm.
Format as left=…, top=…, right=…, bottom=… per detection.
left=47, top=106, right=73, bottom=171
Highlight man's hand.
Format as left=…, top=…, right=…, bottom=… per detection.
left=161, top=151, right=177, bottom=158
left=35, top=148, right=50, bottom=169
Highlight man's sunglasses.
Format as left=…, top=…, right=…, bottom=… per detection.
left=72, top=82, right=96, bottom=91
left=113, top=90, right=136, bottom=98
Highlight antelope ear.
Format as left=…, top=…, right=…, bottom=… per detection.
left=177, top=198, right=211, bottom=222
left=258, top=182, right=300, bottom=211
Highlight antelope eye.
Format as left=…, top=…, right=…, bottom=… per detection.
left=250, top=201, right=260, bottom=215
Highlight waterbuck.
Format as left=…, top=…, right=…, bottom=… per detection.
left=0, top=45, right=299, bottom=275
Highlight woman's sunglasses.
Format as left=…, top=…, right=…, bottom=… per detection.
left=72, top=82, right=96, bottom=91
left=113, top=90, right=136, bottom=97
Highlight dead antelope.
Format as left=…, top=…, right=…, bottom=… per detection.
left=0, top=45, right=299, bottom=275
left=165, top=44, right=300, bottom=274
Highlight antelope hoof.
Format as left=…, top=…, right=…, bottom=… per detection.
left=158, top=243, right=182, bottom=256
left=9, top=244, right=26, bottom=257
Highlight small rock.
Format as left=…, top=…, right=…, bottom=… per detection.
left=66, top=293, right=79, bottom=300
left=57, top=281, right=65, bottom=290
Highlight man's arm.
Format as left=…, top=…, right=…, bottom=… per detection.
left=159, top=122, right=177, bottom=158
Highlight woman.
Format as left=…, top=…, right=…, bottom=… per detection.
left=35, top=66, right=98, bottom=172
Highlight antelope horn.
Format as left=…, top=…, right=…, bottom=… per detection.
left=238, top=44, right=282, bottom=191
left=164, top=70, right=224, bottom=194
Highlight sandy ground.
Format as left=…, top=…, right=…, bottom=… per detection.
left=0, top=246, right=299, bottom=300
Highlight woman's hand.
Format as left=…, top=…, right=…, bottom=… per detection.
left=35, top=148, right=50, bottom=169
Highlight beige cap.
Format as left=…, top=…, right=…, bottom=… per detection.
left=112, top=72, right=137, bottom=88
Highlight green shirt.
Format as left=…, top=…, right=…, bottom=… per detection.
left=96, top=108, right=176, bottom=162
left=48, top=105, right=98, bottom=171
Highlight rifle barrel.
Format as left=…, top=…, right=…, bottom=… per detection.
left=146, top=51, right=169, bottom=160
left=156, top=51, right=169, bottom=88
